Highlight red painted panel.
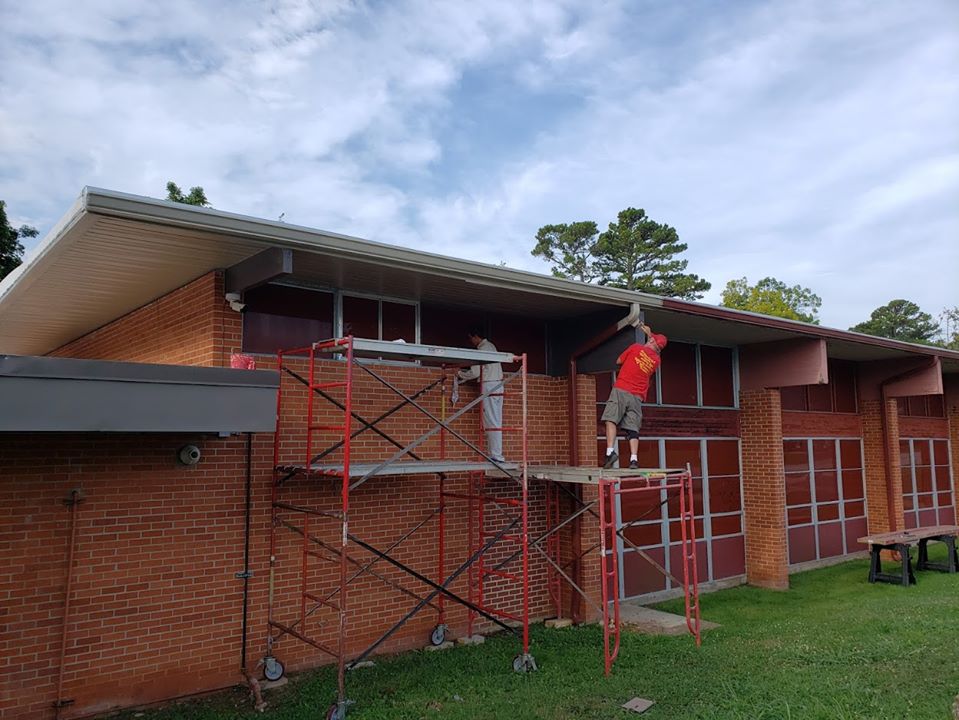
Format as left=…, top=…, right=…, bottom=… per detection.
left=815, top=470, right=839, bottom=502
left=807, top=383, right=832, bottom=412
left=788, top=505, right=812, bottom=526
left=937, top=492, right=953, bottom=508
left=843, top=500, right=865, bottom=518
left=933, top=440, right=950, bottom=465
left=781, top=385, right=807, bottom=411
left=488, top=312, right=547, bottom=374
left=917, top=493, right=934, bottom=509
left=709, top=476, right=742, bottom=513
left=381, top=301, right=415, bottom=342
left=622, top=548, right=667, bottom=597
left=665, top=439, right=703, bottom=477
left=817, top=523, right=844, bottom=558
left=711, top=535, right=746, bottom=579
left=783, top=441, right=809, bottom=472
left=812, top=440, right=837, bottom=470
left=935, top=467, right=953, bottom=491
left=842, top=469, right=864, bottom=500
left=914, top=440, right=933, bottom=466
left=831, top=360, right=858, bottom=413
left=621, top=483, right=665, bottom=520
left=938, top=508, right=956, bottom=525
left=700, top=345, right=735, bottom=407
left=840, top=440, right=862, bottom=469
left=918, top=509, right=938, bottom=526
left=843, top=517, right=868, bottom=554
left=904, top=511, right=918, bottom=529
left=928, top=394, right=945, bottom=417
left=660, top=342, right=698, bottom=406
left=711, top=514, right=742, bottom=536
left=916, top=467, right=933, bottom=493
left=668, top=541, right=708, bottom=583
left=342, top=295, right=378, bottom=338
left=818, top=503, right=840, bottom=522
left=669, top=518, right=706, bottom=542
left=786, top=472, right=812, bottom=506
left=899, top=440, right=911, bottom=466
left=788, top=526, right=817, bottom=564
left=707, top=439, right=740, bottom=476
left=901, top=468, right=914, bottom=494
left=622, top=522, right=663, bottom=548
left=907, top=396, right=927, bottom=416
left=903, top=494, right=914, bottom=510
left=666, top=477, right=704, bottom=517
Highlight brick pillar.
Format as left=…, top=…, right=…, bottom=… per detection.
left=739, top=388, right=788, bottom=590
left=574, top=374, right=597, bottom=467
left=861, top=398, right=904, bottom=534
left=569, top=373, right=601, bottom=622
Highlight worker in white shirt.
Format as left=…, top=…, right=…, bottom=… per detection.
left=457, top=327, right=505, bottom=463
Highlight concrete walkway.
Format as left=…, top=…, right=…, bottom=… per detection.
left=618, top=604, right=720, bottom=636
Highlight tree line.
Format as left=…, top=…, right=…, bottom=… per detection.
left=1, top=193, right=955, bottom=350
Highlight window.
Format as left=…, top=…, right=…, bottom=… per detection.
left=241, top=284, right=419, bottom=354
left=613, top=437, right=745, bottom=599
left=340, top=294, right=417, bottom=343
left=780, top=359, right=858, bottom=414
left=242, top=284, right=334, bottom=354
left=784, top=437, right=866, bottom=565
left=897, top=395, right=946, bottom=418
left=901, top=438, right=954, bottom=528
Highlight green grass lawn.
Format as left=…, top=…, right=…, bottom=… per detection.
left=119, top=548, right=959, bottom=720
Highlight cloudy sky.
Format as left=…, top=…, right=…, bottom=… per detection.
left=2, top=0, right=956, bottom=329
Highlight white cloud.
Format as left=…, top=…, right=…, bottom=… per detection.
left=1, top=0, right=956, bottom=328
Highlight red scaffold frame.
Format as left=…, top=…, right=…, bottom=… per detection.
left=265, top=336, right=533, bottom=719
left=598, top=469, right=701, bottom=675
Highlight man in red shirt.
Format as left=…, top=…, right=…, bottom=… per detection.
left=601, top=324, right=667, bottom=469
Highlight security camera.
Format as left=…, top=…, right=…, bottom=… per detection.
left=178, top=444, right=202, bottom=465
left=224, top=292, right=246, bottom=312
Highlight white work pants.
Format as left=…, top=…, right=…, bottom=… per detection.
left=481, top=380, right=504, bottom=461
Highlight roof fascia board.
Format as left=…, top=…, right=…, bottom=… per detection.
left=81, top=187, right=655, bottom=309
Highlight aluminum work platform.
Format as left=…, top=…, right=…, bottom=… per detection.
left=528, top=466, right=687, bottom=484
left=312, top=337, right=518, bottom=366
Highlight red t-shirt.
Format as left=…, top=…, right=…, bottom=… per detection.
left=613, top=344, right=661, bottom=399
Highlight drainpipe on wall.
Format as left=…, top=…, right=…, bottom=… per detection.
left=53, top=488, right=84, bottom=720
left=238, top=433, right=265, bottom=711
left=566, top=303, right=641, bottom=622
left=878, top=357, right=939, bottom=533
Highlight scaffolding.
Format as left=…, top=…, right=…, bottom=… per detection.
left=265, top=337, right=533, bottom=719
left=263, top=336, right=701, bottom=717
left=531, top=466, right=702, bottom=675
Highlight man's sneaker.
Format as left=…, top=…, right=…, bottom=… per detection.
left=629, top=460, right=639, bottom=469
left=603, top=452, right=618, bottom=469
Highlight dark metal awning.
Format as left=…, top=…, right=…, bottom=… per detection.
left=0, top=355, right=279, bottom=433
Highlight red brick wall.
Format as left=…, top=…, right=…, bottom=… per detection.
left=50, top=271, right=242, bottom=367
left=739, top=388, right=788, bottom=590
left=897, top=416, right=948, bottom=439
left=948, top=380, right=959, bottom=526
left=860, top=398, right=904, bottom=534
left=781, top=411, right=862, bottom=437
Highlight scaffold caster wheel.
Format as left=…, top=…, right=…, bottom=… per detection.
left=512, top=653, right=538, bottom=673
left=263, top=656, right=285, bottom=682
left=430, top=623, right=448, bottom=646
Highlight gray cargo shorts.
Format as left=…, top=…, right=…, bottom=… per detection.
left=600, top=387, right=643, bottom=433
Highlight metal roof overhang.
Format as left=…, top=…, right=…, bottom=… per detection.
left=0, top=355, right=279, bottom=432
left=1, top=187, right=956, bottom=374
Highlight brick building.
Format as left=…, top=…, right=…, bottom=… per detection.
left=2, top=187, right=957, bottom=719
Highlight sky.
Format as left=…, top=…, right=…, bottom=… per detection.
left=1, top=0, right=957, bottom=330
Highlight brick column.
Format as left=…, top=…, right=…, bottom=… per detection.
left=569, top=373, right=602, bottom=622
left=861, top=398, right=904, bottom=534
left=739, top=388, right=788, bottom=590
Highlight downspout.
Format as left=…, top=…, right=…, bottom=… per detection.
left=566, top=302, right=641, bottom=622
left=53, top=489, right=83, bottom=720
left=239, top=433, right=265, bottom=710
left=878, top=357, right=939, bottom=533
